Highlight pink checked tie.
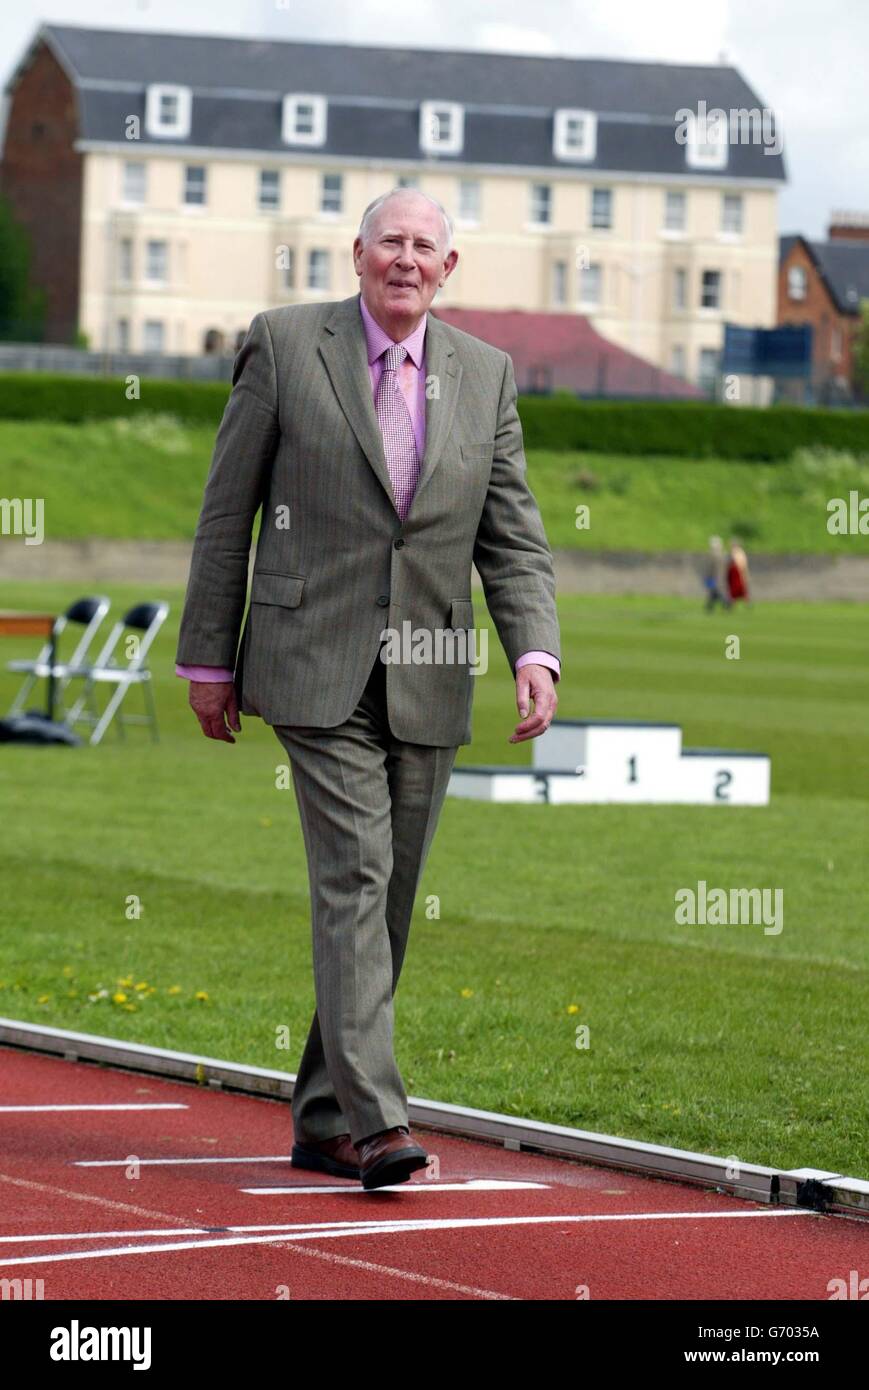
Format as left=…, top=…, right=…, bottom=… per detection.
left=374, top=343, right=420, bottom=520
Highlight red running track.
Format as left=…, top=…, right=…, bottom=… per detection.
left=0, top=1045, right=866, bottom=1301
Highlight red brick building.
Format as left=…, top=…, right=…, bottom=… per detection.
left=778, top=214, right=869, bottom=403
left=0, top=37, right=83, bottom=343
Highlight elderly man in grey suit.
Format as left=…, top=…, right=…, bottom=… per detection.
left=176, top=187, right=561, bottom=1190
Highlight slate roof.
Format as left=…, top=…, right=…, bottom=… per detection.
left=9, top=22, right=785, bottom=181
left=780, top=234, right=869, bottom=314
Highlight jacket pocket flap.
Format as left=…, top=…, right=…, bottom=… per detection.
left=461, top=440, right=495, bottom=462
left=450, top=598, right=475, bottom=629
left=251, top=571, right=305, bottom=608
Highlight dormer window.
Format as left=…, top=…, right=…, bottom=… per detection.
left=682, top=110, right=729, bottom=169
left=145, top=85, right=192, bottom=139
left=419, top=101, right=464, bottom=154
left=553, top=109, right=596, bottom=161
left=282, top=94, right=326, bottom=146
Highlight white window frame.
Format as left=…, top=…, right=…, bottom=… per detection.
left=664, top=190, right=686, bottom=233
left=122, top=161, right=146, bottom=205
left=698, top=347, right=720, bottom=387
left=145, top=85, right=192, bottom=139
left=458, top=178, right=481, bottom=223
left=320, top=172, right=343, bottom=215
left=143, top=320, right=165, bottom=353
left=116, top=318, right=130, bottom=352
left=787, top=264, right=807, bottom=301
left=685, top=112, right=729, bottom=169
left=578, top=262, right=602, bottom=309
left=258, top=169, right=281, bottom=211
left=590, top=187, right=612, bottom=230
left=721, top=193, right=743, bottom=234
left=307, top=248, right=331, bottom=291
left=529, top=183, right=552, bottom=226
left=553, top=108, right=597, bottom=161
left=700, top=269, right=722, bottom=310
left=145, top=239, right=169, bottom=285
left=419, top=101, right=464, bottom=154
left=282, top=94, right=327, bottom=146
left=184, top=165, right=207, bottom=206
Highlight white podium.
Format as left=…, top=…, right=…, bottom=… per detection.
left=448, top=719, right=770, bottom=806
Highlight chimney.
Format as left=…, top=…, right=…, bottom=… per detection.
left=828, top=210, right=869, bottom=242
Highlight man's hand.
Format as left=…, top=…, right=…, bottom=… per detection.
left=509, top=663, right=557, bottom=743
left=189, top=680, right=241, bottom=743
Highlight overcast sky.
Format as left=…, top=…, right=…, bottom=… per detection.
left=2, top=0, right=865, bottom=239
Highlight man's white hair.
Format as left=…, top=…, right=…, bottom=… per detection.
left=358, top=188, right=454, bottom=256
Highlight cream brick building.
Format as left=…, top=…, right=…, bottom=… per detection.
left=1, top=23, right=786, bottom=388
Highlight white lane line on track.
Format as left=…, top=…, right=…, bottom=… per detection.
left=0, top=1104, right=188, bottom=1112
left=241, top=1180, right=549, bottom=1194
left=75, top=1154, right=296, bottom=1167
left=0, top=1208, right=813, bottom=1268
left=267, top=1242, right=518, bottom=1300
left=0, top=1171, right=207, bottom=1228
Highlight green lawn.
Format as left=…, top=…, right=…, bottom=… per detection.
left=0, top=581, right=867, bottom=1175
left=2, top=415, right=867, bottom=551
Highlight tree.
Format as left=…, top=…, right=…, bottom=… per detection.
left=0, top=194, right=46, bottom=342
left=852, top=299, right=869, bottom=402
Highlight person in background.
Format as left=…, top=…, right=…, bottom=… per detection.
left=703, top=535, right=730, bottom=611
left=727, top=536, right=751, bottom=606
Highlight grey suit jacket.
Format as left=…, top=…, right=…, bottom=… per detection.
left=175, top=292, right=561, bottom=746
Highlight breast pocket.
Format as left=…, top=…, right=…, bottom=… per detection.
left=250, top=571, right=306, bottom=608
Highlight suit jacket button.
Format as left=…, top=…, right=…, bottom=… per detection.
left=393, top=538, right=405, bottom=549
left=376, top=594, right=390, bottom=606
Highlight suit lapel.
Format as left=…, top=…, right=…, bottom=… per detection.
left=318, top=293, right=462, bottom=521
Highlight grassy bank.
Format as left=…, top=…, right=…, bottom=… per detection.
left=1, top=416, right=867, bottom=552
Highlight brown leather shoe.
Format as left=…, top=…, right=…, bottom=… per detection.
left=356, top=1126, right=428, bottom=1190
left=291, top=1132, right=360, bottom=1179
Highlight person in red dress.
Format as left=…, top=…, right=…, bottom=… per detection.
left=727, top=537, right=751, bottom=605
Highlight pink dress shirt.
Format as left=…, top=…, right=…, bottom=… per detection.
left=177, top=296, right=560, bottom=685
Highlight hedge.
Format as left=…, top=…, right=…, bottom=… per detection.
left=0, top=371, right=868, bottom=460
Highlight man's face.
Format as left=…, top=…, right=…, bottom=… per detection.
left=353, top=194, right=458, bottom=327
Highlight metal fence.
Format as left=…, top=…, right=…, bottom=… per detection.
left=0, top=341, right=237, bottom=381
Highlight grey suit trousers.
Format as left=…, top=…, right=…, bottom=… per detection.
left=273, top=645, right=458, bottom=1148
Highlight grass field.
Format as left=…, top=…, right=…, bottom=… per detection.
left=1, top=579, right=867, bottom=1175
left=3, top=414, right=868, bottom=552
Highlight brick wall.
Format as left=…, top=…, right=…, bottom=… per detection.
left=777, top=239, right=855, bottom=392
left=0, top=40, right=83, bottom=343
